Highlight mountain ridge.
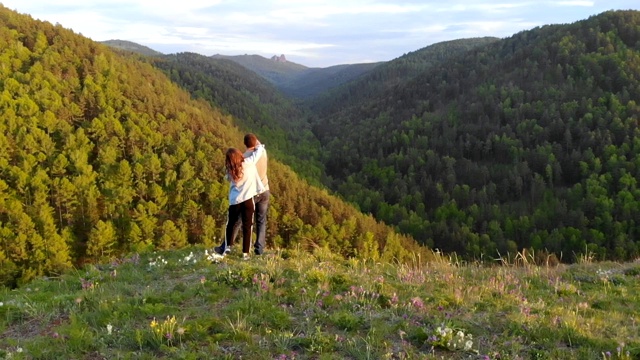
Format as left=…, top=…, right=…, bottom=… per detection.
left=307, top=37, right=500, bottom=120
left=98, top=40, right=387, bottom=98
left=211, top=53, right=383, bottom=98
left=100, top=39, right=164, bottom=57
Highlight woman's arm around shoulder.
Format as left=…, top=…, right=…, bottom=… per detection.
left=244, top=142, right=265, bottom=164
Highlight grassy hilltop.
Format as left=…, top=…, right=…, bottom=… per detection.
left=1, top=6, right=640, bottom=359
left=1, top=248, right=638, bottom=359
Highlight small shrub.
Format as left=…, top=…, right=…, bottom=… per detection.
left=329, top=310, right=364, bottom=331
left=329, top=273, right=351, bottom=292
left=306, top=268, right=328, bottom=286
left=555, top=282, right=579, bottom=296
left=623, top=266, right=640, bottom=276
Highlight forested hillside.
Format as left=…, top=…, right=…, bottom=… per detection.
left=0, top=6, right=425, bottom=287
left=310, top=10, right=640, bottom=261
left=307, top=37, right=500, bottom=120
left=211, top=54, right=308, bottom=88
left=278, top=62, right=382, bottom=99
left=150, top=52, right=325, bottom=182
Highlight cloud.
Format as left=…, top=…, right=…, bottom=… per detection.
left=554, top=1, right=595, bottom=6
left=1, top=0, right=638, bottom=67
left=269, top=2, right=426, bottom=19
left=433, top=2, right=534, bottom=13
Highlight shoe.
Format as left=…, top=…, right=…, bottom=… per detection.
left=214, top=245, right=231, bottom=256
left=242, top=253, right=250, bottom=261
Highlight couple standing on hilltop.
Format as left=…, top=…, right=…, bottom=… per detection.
left=213, top=133, right=270, bottom=260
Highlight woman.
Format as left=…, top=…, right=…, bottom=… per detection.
left=214, top=142, right=266, bottom=260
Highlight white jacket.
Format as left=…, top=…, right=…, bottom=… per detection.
left=227, top=144, right=266, bottom=205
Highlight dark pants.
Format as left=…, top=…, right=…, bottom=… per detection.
left=225, top=198, right=255, bottom=254
left=232, top=190, right=270, bottom=254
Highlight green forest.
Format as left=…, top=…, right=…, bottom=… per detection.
left=0, top=6, right=424, bottom=288
left=309, top=11, right=640, bottom=262
left=2, top=5, right=640, bottom=288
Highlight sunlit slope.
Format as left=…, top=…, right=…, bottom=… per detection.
left=0, top=5, right=427, bottom=287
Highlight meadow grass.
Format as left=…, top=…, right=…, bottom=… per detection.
left=0, top=247, right=638, bottom=359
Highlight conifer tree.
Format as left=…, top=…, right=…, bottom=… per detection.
left=359, top=232, right=380, bottom=261
left=157, top=220, right=187, bottom=250
left=200, top=215, right=218, bottom=247
left=87, top=220, right=117, bottom=262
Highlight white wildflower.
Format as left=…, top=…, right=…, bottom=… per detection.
left=205, top=249, right=224, bottom=262
left=465, top=340, right=473, bottom=351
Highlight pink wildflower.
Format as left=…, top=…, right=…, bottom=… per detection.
left=410, top=297, right=424, bottom=310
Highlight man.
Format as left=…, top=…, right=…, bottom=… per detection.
left=215, top=133, right=270, bottom=256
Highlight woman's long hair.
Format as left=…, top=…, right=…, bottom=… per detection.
left=225, top=148, right=244, bottom=182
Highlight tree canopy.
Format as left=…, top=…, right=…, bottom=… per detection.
left=308, top=10, right=640, bottom=262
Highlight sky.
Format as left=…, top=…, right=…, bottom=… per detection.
left=2, top=0, right=639, bottom=68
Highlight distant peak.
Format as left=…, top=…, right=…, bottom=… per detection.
left=271, top=54, right=287, bottom=62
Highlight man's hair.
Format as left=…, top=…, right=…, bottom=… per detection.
left=244, top=133, right=258, bottom=148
